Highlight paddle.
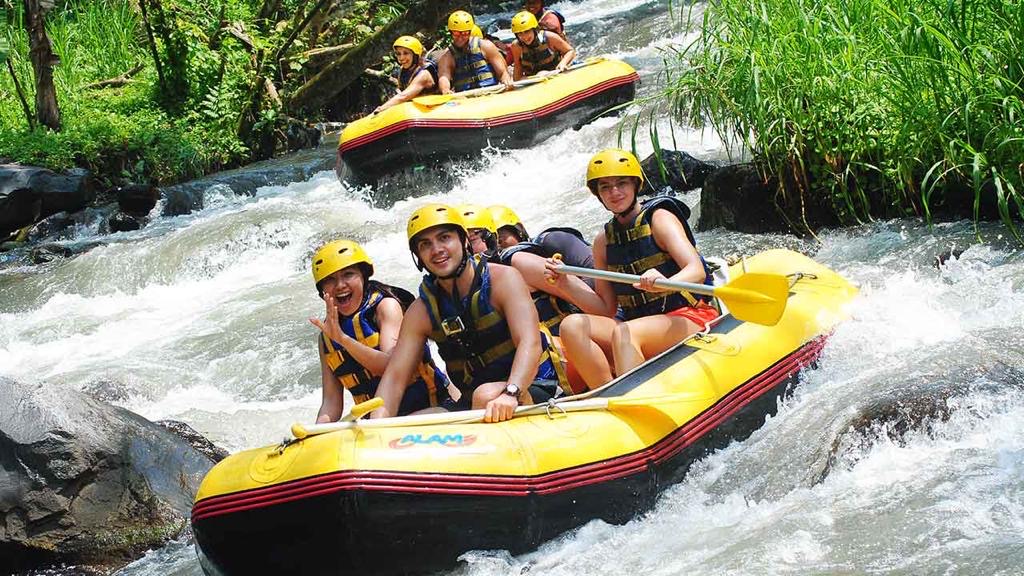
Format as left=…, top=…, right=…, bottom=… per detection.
left=291, top=397, right=383, bottom=440
left=554, top=263, right=789, bottom=326
left=411, top=57, right=605, bottom=107
left=289, top=389, right=710, bottom=439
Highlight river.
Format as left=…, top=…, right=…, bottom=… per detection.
left=3, top=0, right=1024, bottom=574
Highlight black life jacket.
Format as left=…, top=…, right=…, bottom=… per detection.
left=604, top=196, right=713, bottom=320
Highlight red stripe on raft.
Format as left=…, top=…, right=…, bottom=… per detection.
left=338, top=73, right=639, bottom=153
left=192, top=337, right=825, bottom=522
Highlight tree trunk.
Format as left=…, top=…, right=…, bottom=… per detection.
left=286, top=0, right=460, bottom=113
left=23, top=0, right=61, bottom=131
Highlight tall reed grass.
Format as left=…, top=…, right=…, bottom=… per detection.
left=666, top=0, right=1023, bottom=239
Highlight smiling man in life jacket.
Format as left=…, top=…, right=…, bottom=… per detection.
left=374, top=35, right=439, bottom=114
left=509, top=11, right=575, bottom=81
left=436, top=10, right=513, bottom=94
left=525, top=0, right=567, bottom=40
left=309, top=240, right=451, bottom=421
left=370, top=204, right=568, bottom=423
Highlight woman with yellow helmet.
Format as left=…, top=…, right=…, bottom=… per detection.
left=509, top=11, right=575, bottom=81
left=309, top=239, right=450, bottom=420
left=374, top=35, right=439, bottom=114
left=545, top=149, right=718, bottom=390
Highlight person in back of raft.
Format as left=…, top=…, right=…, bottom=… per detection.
left=436, top=10, right=513, bottom=94
left=525, top=0, right=567, bottom=41
left=509, top=11, right=575, bottom=81
left=370, top=204, right=567, bottom=423
left=374, top=36, right=439, bottom=114
left=309, top=240, right=451, bottom=422
left=544, top=149, right=719, bottom=390
left=456, top=203, right=500, bottom=260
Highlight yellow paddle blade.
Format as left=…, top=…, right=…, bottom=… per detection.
left=714, top=273, right=789, bottom=326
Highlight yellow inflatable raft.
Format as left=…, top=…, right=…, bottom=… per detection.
left=336, top=57, right=639, bottom=181
left=191, top=249, right=858, bottom=575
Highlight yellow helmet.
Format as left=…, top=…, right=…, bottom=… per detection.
left=586, top=148, right=645, bottom=193
left=457, top=204, right=497, bottom=234
left=447, top=10, right=475, bottom=32
left=471, top=25, right=483, bottom=38
left=311, top=239, right=374, bottom=290
left=407, top=204, right=467, bottom=249
left=487, top=205, right=522, bottom=231
left=511, top=11, right=539, bottom=34
left=392, top=35, right=424, bottom=57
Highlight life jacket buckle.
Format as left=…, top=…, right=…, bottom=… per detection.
left=441, top=315, right=466, bottom=336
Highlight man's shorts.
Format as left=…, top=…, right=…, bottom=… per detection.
left=666, top=302, right=720, bottom=327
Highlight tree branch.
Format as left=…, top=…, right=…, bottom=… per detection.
left=83, top=63, right=145, bottom=90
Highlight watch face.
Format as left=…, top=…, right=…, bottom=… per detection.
left=505, top=383, right=520, bottom=396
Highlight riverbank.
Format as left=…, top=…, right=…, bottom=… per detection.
left=665, top=0, right=1023, bottom=240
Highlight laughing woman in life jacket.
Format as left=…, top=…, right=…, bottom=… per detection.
left=545, top=149, right=719, bottom=390
left=374, top=36, right=440, bottom=114
left=509, top=11, right=575, bottom=81
left=309, top=240, right=450, bottom=422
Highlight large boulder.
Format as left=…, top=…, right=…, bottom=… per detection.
left=697, top=162, right=789, bottom=233
left=0, top=377, right=216, bottom=574
left=0, top=165, right=94, bottom=237
left=639, top=149, right=718, bottom=196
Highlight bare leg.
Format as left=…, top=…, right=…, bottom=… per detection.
left=559, top=313, right=618, bottom=390
left=612, top=315, right=703, bottom=375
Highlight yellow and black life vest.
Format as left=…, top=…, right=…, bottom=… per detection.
left=321, top=282, right=448, bottom=412
left=451, top=37, right=498, bottom=92
left=604, top=196, right=713, bottom=321
left=517, top=30, right=560, bottom=76
left=419, top=256, right=569, bottom=395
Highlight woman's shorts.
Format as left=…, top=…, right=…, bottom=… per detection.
left=666, top=302, right=720, bottom=327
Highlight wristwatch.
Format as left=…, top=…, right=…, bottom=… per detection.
left=503, top=383, right=521, bottom=399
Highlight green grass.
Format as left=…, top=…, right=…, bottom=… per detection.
left=0, top=0, right=251, bottom=183
left=665, top=0, right=1024, bottom=240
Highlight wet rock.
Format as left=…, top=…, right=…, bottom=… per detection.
left=157, top=421, right=230, bottom=463
left=639, top=149, right=718, bottom=196
left=159, top=185, right=204, bottom=217
left=812, top=362, right=1024, bottom=485
left=284, top=118, right=323, bottom=152
left=934, top=247, right=965, bottom=269
left=0, top=165, right=95, bottom=237
left=0, top=187, right=43, bottom=239
left=116, top=184, right=160, bottom=216
left=108, top=212, right=142, bottom=233
left=0, top=376, right=216, bottom=574
left=697, top=163, right=787, bottom=233
left=29, top=243, right=74, bottom=264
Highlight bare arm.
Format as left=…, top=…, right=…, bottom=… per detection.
left=481, top=39, right=513, bottom=87
left=370, top=300, right=433, bottom=418
left=510, top=42, right=524, bottom=81
left=547, top=34, right=575, bottom=72
left=315, top=337, right=345, bottom=423
left=436, top=51, right=455, bottom=94
left=641, top=209, right=707, bottom=291
left=514, top=251, right=613, bottom=316
left=375, top=70, right=436, bottom=112
left=490, top=264, right=543, bottom=390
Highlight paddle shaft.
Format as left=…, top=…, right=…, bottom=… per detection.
left=556, top=264, right=715, bottom=297
left=291, top=390, right=708, bottom=438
